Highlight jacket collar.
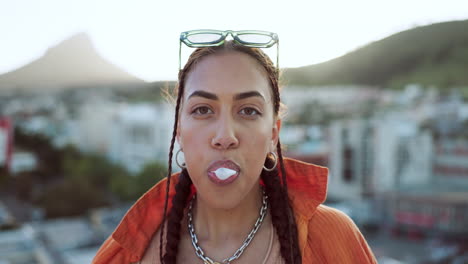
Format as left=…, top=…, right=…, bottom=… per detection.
left=112, top=157, right=328, bottom=260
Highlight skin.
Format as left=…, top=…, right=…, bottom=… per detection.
left=175, top=50, right=282, bottom=260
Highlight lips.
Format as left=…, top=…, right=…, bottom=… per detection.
left=207, top=160, right=240, bottom=186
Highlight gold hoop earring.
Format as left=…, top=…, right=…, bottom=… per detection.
left=263, top=152, right=278, bottom=172
left=175, top=149, right=186, bottom=169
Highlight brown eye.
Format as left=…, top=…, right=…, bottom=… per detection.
left=240, top=107, right=261, bottom=116
left=192, top=106, right=213, bottom=115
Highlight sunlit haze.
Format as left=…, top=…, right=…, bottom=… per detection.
left=1, top=0, right=467, bottom=81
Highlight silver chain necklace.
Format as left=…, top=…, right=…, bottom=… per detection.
left=187, top=190, right=268, bottom=264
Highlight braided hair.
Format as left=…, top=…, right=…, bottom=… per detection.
left=159, top=41, right=301, bottom=264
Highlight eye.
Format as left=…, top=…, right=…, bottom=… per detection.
left=192, top=106, right=213, bottom=115
left=239, top=107, right=262, bottom=117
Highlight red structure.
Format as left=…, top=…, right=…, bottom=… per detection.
left=389, top=191, right=468, bottom=240
left=0, top=117, right=13, bottom=171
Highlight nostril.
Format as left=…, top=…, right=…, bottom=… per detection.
left=212, top=137, right=238, bottom=150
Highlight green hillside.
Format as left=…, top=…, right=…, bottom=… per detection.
left=282, top=20, right=468, bottom=89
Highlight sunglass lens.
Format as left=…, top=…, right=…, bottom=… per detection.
left=187, top=33, right=223, bottom=44
left=237, top=34, right=272, bottom=44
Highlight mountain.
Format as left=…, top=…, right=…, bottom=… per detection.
left=283, top=20, right=468, bottom=89
left=0, top=33, right=144, bottom=90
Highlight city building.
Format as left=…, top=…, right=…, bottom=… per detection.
left=75, top=98, right=119, bottom=154
left=281, top=124, right=329, bottom=167
left=0, top=202, right=15, bottom=229
left=108, top=103, right=173, bottom=174
left=0, top=214, right=120, bottom=264
left=327, top=114, right=435, bottom=230
left=328, top=119, right=376, bottom=201
left=372, top=115, right=433, bottom=193
left=89, top=204, right=131, bottom=239
left=388, top=139, right=468, bottom=240
left=61, top=247, right=99, bottom=264
left=0, top=226, right=36, bottom=264
left=9, top=151, right=38, bottom=175
left=433, top=139, right=468, bottom=187
left=282, top=85, right=382, bottom=116
left=31, top=217, right=98, bottom=252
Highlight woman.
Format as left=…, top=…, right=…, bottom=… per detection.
left=93, top=30, right=377, bottom=264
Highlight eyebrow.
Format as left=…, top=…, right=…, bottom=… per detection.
left=188, top=90, right=218, bottom=100
left=188, top=90, right=265, bottom=101
left=234, top=91, right=265, bottom=101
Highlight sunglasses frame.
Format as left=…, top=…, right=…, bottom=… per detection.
left=179, top=29, right=279, bottom=72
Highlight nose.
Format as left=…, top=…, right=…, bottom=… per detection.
left=211, top=115, right=239, bottom=150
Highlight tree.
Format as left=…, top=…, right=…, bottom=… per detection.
left=62, top=150, right=114, bottom=189
left=109, top=161, right=167, bottom=201
left=135, top=161, right=167, bottom=195
left=37, top=179, right=108, bottom=218
left=0, top=166, right=9, bottom=189
left=14, top=128, right=62, bottom=181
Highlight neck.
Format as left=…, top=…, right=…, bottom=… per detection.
left=192, top=184, right=263, bottom=244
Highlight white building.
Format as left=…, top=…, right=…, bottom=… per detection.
left=108, top=103, right=173, bottom=174
left=328, top=115, right=433, bottom=200
left=281, top=85, right=385, bottom=117
left=10, top=151, right=38, bottom=175
left=373, top=115, right=433, bottom=193
left=328, top=119, right=374, bottom=201
left=76, top=98, right=119, bottom=154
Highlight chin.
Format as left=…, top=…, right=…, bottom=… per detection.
left=197, top=191, right=243, bottom=210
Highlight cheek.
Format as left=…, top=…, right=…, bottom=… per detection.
left=241, top=116, right=274, bottom=144
left=179, top=128, right=204, bottom=161
left=178, top=115, right=210, bottom=174
left=243, top=128, right=271, bottom=149
left=241, top=124, right=272, bottom=164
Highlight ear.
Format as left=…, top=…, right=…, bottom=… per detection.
left=270, top=119, right=282, bottom=151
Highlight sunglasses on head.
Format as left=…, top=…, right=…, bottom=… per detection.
left=179, top=29, right=279, bottom=71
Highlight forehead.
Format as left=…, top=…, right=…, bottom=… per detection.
left=184, top=51, right=272, bottom=100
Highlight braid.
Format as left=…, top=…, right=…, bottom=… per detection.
left=159, top=71, right=186, bottom=262
left=262, top=44, right=301, bottom=263
left=162, top=169, right=192, bottom=263
left=279, top=140, right=301, bottom=263
left=262, top=151, right=301, bottom=264
left=260, top=40, right=301, bottom=263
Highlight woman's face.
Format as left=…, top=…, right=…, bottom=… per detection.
left=177, top=51, right=280, bottom=209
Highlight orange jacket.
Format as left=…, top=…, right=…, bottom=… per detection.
left=93, top=158, right=377, bottom=263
